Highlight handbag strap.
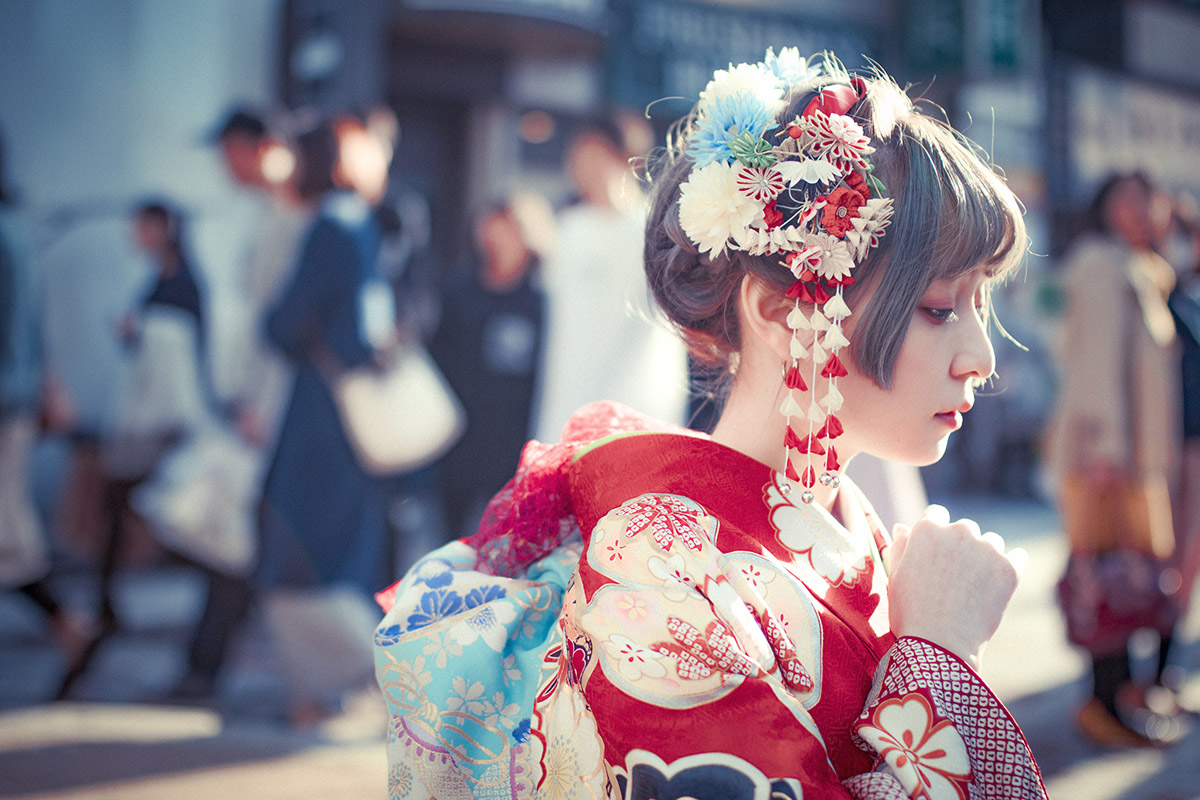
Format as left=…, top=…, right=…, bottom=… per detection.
left=308, top=339, right=347, bottom=387
left=309, top=327, right=417, bottom=385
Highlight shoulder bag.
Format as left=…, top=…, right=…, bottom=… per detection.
left=318, top=338, right=465, bottom=476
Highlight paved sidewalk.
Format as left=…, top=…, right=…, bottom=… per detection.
left=0, top=495, right=1197, bottom=799
left=0, top=564, right=390, bottom=799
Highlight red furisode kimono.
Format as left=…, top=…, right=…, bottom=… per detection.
left=373, top=403, right=1047, bottom=799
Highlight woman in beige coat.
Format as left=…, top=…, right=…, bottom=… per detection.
left=1047, top=171, right=1180, bottom=746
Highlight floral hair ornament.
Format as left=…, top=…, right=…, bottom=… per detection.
left=677, top=49, right=894, bottom=504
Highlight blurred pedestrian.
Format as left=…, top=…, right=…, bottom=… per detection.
left=0, top=123, right=92, bottom=670
left=51, top=199, right=210, bottom=696
left=57, top=199, right=216, bottom=698
left=256, top=115, right=390, bottom=727
left=1047, top=171, right=1183, bottom=746
left=532, top=115, right=689, bottom=442
left=103, top=200, right=209, bottom=479
left=431, top=194, right=548, bottom=539
left=160, top=108, right=310, bottom=702
left=1164, top=192, right=1200, bottom=698
left=211, top=107, right=310, bottom=449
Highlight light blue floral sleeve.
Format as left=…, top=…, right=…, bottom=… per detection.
left=374, top=535, right=582, bottom=799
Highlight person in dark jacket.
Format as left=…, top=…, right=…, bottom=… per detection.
left=432, top=197, right=547, bottom=539
left=257, top=116, right=390, bottom=726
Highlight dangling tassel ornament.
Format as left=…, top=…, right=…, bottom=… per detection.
left=781, top=284, right=819, bottom=503
left=816, top=284, right=851, bottom=489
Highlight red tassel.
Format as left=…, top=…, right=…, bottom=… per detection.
left=826, top=446, right=840, bottom=472
left=802, top=466, right=817, bottom=488
left=800, top=434, right=825, bottom=455
left=817, top=415, right=844, bottom=439
left=784, top=426, right=803, bottom=450
left=829, top=275, right=856, bottom=287
left=786, top=459, right=800, bottom=482
left=812, top=283, right=831, bottom=304
left=785, top=280, right=805, bottom=299
left=784, top=366, right=807, bottom=391
left=820, top=354, right=848, bottom=379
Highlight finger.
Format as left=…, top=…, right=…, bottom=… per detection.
left=921, top=504, right=951, bottom=525
left=1007, top=547, right=1029, bottom=576
left=886, top=523, right=910, bottom=572
left=980, top=531, right=1006, bottom=554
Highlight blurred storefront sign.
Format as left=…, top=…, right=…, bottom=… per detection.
left=605, top=0, right=878, bottom=121
left=903, top=0, right=1028, bottom=77
left=1124, top=1, right=1200, bottom=91
left=1066, top=63, right=1200, bottom=203
left=903, top=0, right=964, bottom=74
left=397, top=0, right=605, bottom=27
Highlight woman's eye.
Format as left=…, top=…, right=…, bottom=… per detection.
left=922, top=307, right=959, bottom=324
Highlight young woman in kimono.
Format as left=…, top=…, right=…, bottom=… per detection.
left=374, top=50, right=1048, bottom=800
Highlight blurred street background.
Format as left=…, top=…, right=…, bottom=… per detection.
left=3, top=0, right=1200, bottom=798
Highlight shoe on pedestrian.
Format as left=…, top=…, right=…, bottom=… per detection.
left=1076, top=698, right=1157, bottom=748
left=153, top=671, right=218, bottom=706
left=51, top=610, right=100, bottom=670
left=1123, top=704, right=1187, bottom=746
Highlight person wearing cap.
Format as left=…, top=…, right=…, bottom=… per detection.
left=165, top=107, right=308, bottom=702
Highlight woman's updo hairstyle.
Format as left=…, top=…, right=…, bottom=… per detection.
left=643, top=57, right=1026, bottom=389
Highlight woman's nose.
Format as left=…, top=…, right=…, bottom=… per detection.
left=951, top=309, right=996, bottom=382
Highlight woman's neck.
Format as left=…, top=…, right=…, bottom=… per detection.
left=710, top=371, right=842, bottom=514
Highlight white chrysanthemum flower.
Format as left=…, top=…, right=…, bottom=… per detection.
left=679, top=161, right=762, bottom=259
left=698, top=62, right=786, bottom=118
left=803, top=232, right=855, bottom=282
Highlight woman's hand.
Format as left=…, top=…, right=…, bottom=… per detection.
left=886, top=505, right=1027, bottom=670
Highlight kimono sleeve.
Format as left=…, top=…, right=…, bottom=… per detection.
left=559, top=493, right=1046, bottom=800
left=373, top=537, right=581, bottom=799
left=852, top=637, right=1047, bottom=799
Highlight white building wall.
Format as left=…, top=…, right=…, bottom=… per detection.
left=0, top=0, right=282, bottom=426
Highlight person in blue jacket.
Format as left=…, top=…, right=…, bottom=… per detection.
left=257, top=116, right=391, bottom=725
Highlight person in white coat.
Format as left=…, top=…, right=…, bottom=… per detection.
left=534, top=119, right=690, bottom=442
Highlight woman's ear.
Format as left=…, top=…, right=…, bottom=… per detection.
left=739, top=274, right=794, bottom=363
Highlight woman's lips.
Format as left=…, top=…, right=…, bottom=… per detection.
left=936, top=410, right=963, bottom=430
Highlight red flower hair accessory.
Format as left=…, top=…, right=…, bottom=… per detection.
left=676, top=51, right=895, bottom=503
